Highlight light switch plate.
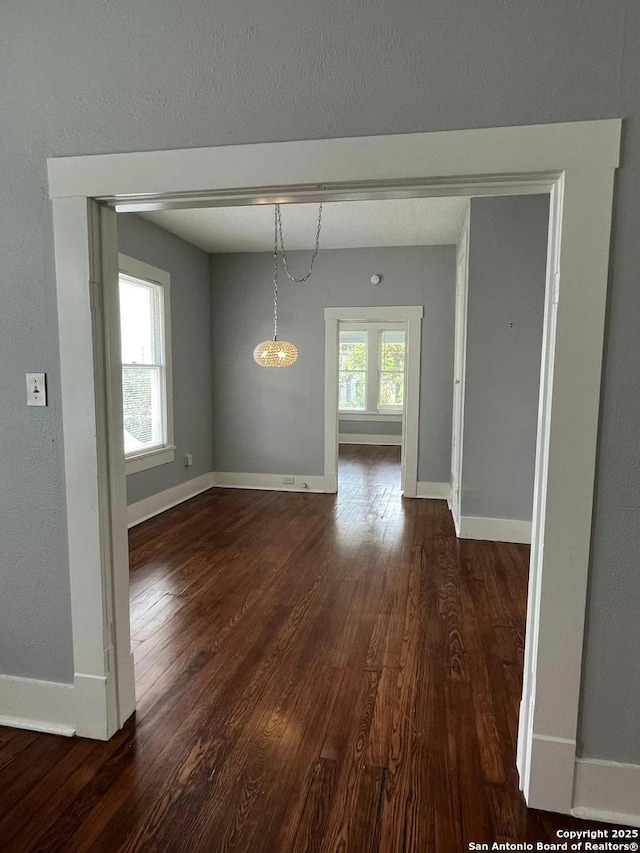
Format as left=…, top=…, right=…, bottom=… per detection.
left=26, top=373, right=47, bottom=406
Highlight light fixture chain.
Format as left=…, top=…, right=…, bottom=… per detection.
left=275, top=202, right=323, bottom=283
left=273, top=205, right=279, bottom=340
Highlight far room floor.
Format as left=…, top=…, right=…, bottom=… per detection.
left=337, top=443, right=402, bottom=495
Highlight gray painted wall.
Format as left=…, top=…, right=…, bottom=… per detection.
left=1, top=0, right=638, bottom=763
left=461, top=196, right=549, bottom=521
left=210, top=247, right=455, bottom=481
left=339, top=420, right=403, bottom=437
left=118, top=215, right=213, bottom=505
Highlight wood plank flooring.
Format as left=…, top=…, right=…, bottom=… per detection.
left=0, top=445, right=625, bottom=851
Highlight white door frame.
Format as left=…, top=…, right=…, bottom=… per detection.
left=450, top=205, right=470, bottom=531
left=324, top=307, right=423, bottom=496
left=47, top=120, right=621, bottom=817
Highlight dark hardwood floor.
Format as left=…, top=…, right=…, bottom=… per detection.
left=0, top=445, right=624, bottom=851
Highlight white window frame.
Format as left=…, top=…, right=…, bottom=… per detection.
left=118, top=254, right=175, bottom=474
left=338, top=322, right=406, bottom=417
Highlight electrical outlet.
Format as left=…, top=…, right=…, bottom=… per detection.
left=184, top=453, right=193, bottom=468
left=283, top=476, right=295, bottom=485
left=26, top=373, right=47, bottom=407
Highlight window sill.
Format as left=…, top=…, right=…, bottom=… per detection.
left=338, top=412, right=402, bottom=422
left=126, top=445, right=176, bottom=475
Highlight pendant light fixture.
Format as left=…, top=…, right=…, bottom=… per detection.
left=253, top=202, right=323, bottom=367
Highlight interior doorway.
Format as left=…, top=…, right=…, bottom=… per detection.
left=324, top=306, right=422, bottom=498
left=48, top=120, right=620, bottom=817
left=337, top=319, right=406, bottom=495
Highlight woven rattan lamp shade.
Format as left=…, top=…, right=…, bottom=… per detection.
left=253, top=339, right=298, bottom=367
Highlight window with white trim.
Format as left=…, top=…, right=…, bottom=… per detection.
left=339, top=323, right=406, bottom=414
left=118, top=255, right=174, bottom=474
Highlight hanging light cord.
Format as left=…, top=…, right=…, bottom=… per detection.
left=275, top=202, right=324, bottom=283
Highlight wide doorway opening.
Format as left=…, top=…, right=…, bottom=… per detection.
left=48, top=122, right=620, bottom=826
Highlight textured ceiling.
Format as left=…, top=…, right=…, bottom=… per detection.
left=141, top=197, right=469, bottom=253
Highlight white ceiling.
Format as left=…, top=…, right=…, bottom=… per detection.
left=140, top=197, right=469, bottom=254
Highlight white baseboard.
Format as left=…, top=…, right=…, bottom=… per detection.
left=127, top=471, right=332, bottom=527
left=338, top=433, right=402, bottom=446
left=0, top=671, right=121, bottom=740
left=415, top=481, right=450, bottom=499
left=212, top=472, right=327, bottom=493
left=525, top=733, right=576, bottom=814
left=73, top=672, right=114, bottom=740
left=572, top=757, right=640, bottom=827
left=127, top=472, right=214, bottom=527
left=0, top=674, right=76, bottom=736
left=458, top=515, right=531, bottom=544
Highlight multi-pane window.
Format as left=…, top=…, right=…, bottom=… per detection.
left=379, top=329, right=405, bottom=411
left=118, top=256, right=173, bottom=471
left=339, top=323, right=406, bottom=414
left=339, top=329, right=367, bottom=411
